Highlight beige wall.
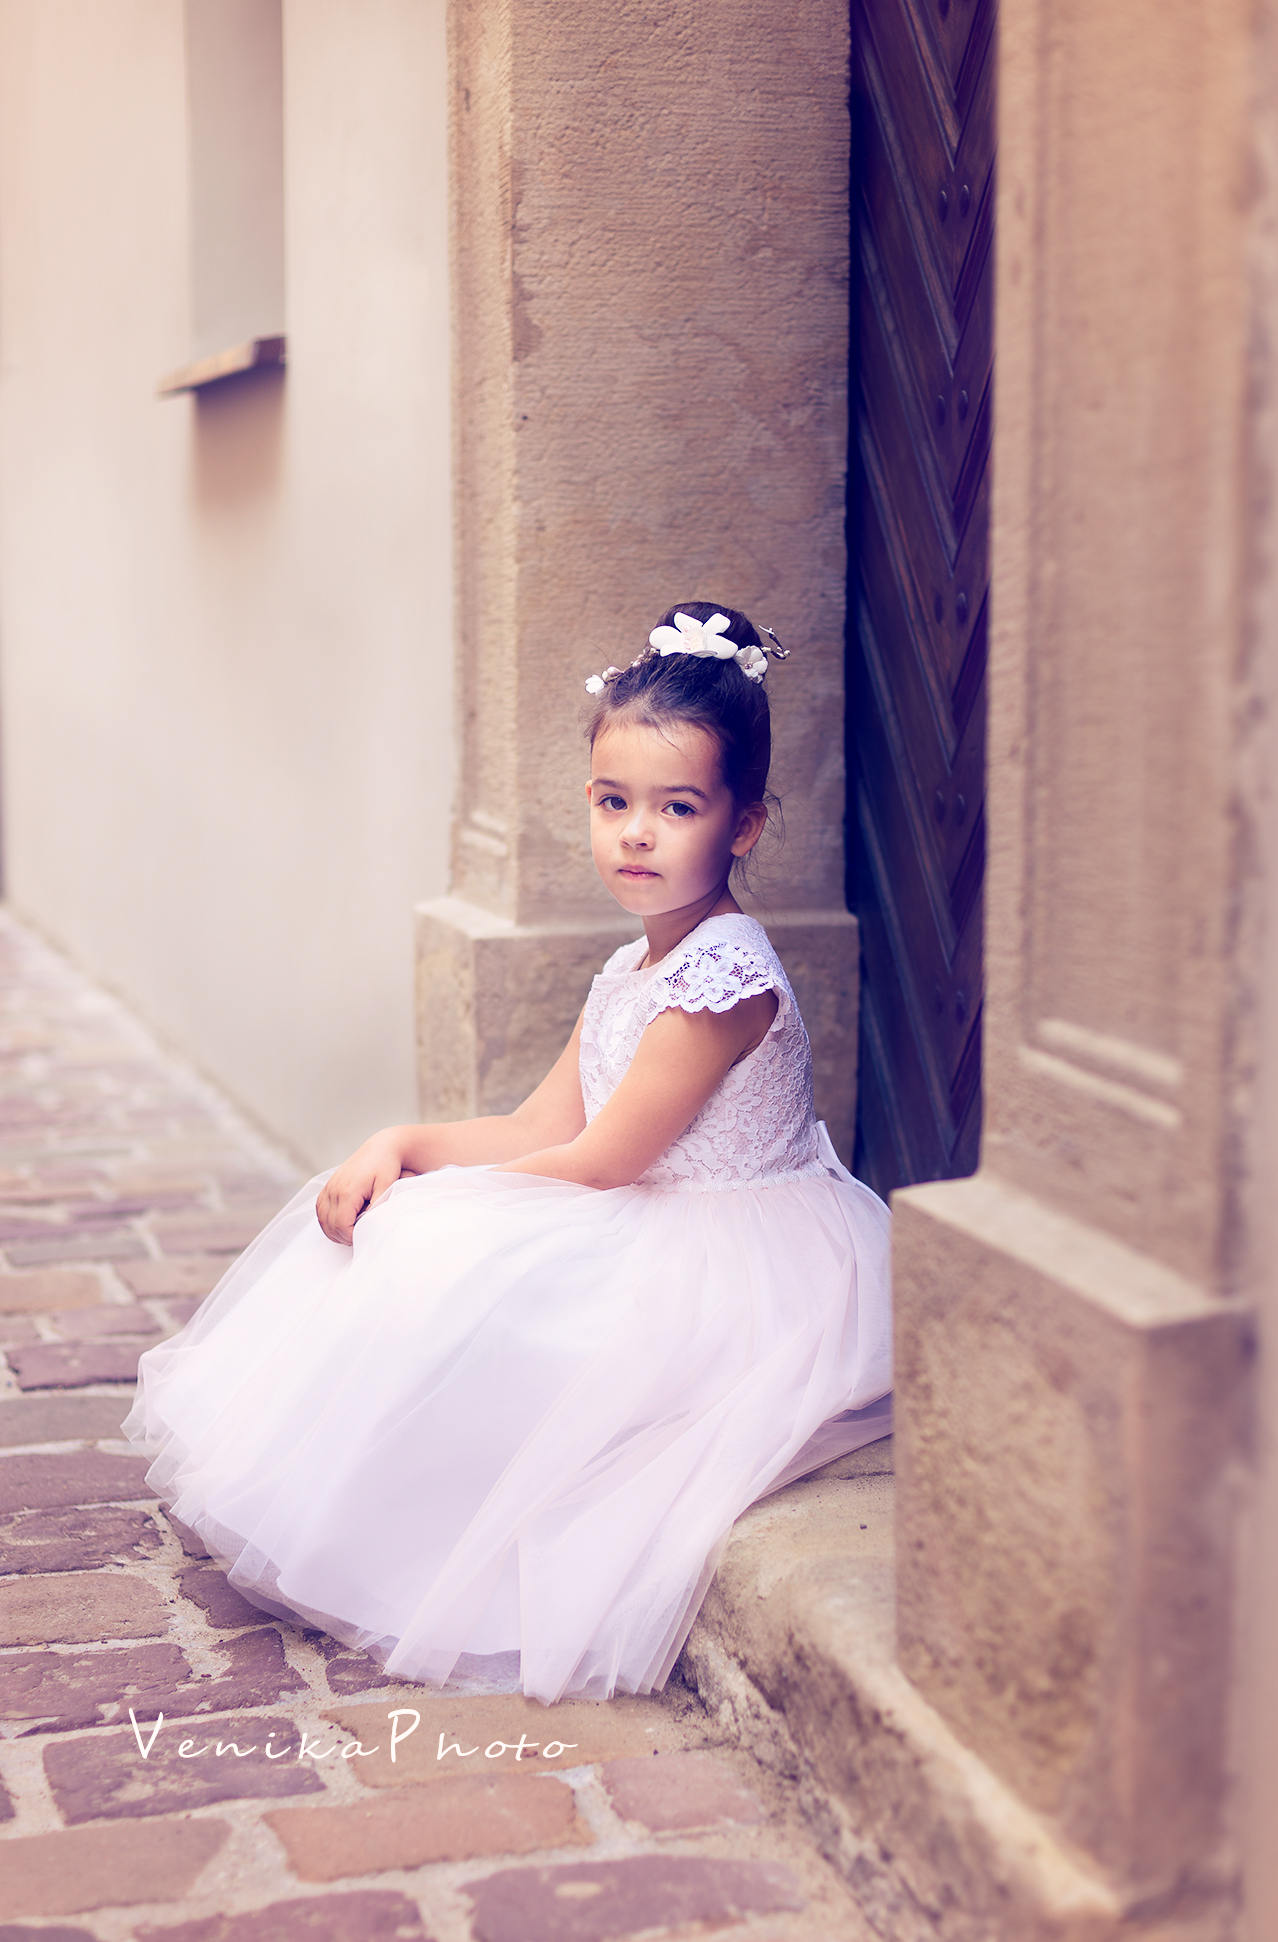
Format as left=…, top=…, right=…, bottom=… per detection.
left=0, top=0, right=451, bottom=1168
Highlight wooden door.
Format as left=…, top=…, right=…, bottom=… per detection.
left=846, top=0, right=995, bottom=1198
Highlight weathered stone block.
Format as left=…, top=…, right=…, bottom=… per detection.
left=893, top=1172, right=1252, bottom=1892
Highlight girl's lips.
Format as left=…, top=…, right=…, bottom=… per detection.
left=619, top=867, right=658, bottom=877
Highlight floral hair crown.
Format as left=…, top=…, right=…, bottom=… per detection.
left=584, top=611, right=789, bottom=695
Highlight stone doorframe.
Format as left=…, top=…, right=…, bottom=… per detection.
left=892, top=0, right=1262, bottom=1927
left=418, top=1, right=1271, bottom=1933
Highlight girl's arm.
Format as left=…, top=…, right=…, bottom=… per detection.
left=315, top=1005, right=589, bottom=1243
left=493, top=988, right=778, bottom=1190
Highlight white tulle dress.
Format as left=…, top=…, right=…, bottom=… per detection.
left=119, top=911, right=893, bottom=1704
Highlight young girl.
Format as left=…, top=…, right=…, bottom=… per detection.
left=120, top=601, right=893, bottom=1706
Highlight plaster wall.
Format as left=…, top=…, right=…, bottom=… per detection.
left=0, top=0, right=452, bottom=1167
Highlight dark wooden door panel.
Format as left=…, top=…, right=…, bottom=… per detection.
left=847, top=0, right=995, bottom=1197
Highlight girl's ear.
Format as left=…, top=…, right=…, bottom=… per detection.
left=731, top=801, right=768, bottom=856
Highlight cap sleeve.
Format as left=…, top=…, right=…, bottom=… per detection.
left=640, top=933, right=791, bottom=1037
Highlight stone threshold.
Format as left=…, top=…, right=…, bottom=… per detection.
left=679, top=1441, right=1230, bottom=1942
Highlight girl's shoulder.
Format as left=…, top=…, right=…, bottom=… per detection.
left=651, top=913, right=790, bottom=1020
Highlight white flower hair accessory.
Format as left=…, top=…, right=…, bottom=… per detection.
left=583, top=665, right=623, bottom=696
left=582, top=614, right=788, bottom=693
left=649, top=611, right=739, bottom=662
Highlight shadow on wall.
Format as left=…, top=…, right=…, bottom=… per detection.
left=188, top=364, right=286, bottom=511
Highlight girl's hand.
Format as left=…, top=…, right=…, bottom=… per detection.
left=315, top=1130, right=406, bottom=1245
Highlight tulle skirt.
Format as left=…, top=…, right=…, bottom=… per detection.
left=118, top=1123, right=892, bottom=1705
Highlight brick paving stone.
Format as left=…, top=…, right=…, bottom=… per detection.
left=6, top=1341, right=145, bottom=1388
left=319, top=1645, right=394, bottom=1696
left=0, top=1569, right=170, bottom=1646
left=87, top=1185, right=211, bottom=1215
left=0, top=1925, right=98, bottom=1940
left=0, top=1449, right=152, bottom=1511
left=0, top=1170, right=106, bottom=1200
left=0, top=1817, right=229, bottom=1920
left=0, top=1641, right=191, bottom=1732
left=134, top=1890, right=435, bottom=1942
left=0, top=1144, right=133, bottom=1168
left=48, top=1303, right=161, bottom=1340
left=0, top=1214, right=67, bottom=1243
left=1, top=1626, right=306, bottom=1734
left=148, top=1216, right=270, bottom=1256
left=461, top=1854, right=806, bottom=1942
left=45, top=1712, right=327, bottom=1821
left=178, top=1564, right=269, bottom=1629
left=326, top=1694, right=693, bottom=1787
left=117, top=1257, right=231, bottom=1300
left=164, top=1295, right=210, bottom=1328
left=0, top=1268, right=108, bottom=1313
left=0, top=1317, right=41, bottom=1345
left=4, top=1229, right=147, bottom=1267
left=163, top=1507, right=213, bottom=1558
left=104, top=1168, right=214, bottom=1199
left=66, top=1199, right=181, bottom=1225
left=0, top=1503, right=163, bottom=1573
left=129, top=1626, right=310, bottom=1719
left=264, top=1771, right=588, bottom=1881
left=0, top=1393, right=135, bottom=1446
left=220, top=1170, right=304, bottom=1200
left=599, top=1751, right=768, bottom=1832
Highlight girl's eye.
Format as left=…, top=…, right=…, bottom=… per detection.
left=597, top=794, right=626, bottom=811
left=665, top=802, right=695, bottom=818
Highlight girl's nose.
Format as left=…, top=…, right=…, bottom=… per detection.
left=622, top=806, right=653, bottom=844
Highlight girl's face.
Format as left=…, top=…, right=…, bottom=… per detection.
left=585, top=717, right=766, bottom=917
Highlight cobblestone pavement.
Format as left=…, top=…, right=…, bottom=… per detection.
left=0, top=910, right=876, bottom=1942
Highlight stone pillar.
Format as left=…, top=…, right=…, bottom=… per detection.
left=891, top=0, right=1255, bottom=1904
left=416, top=0, right=860, bottom=1152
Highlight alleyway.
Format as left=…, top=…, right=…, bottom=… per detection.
left=0, top=910, right=875, bottom=1942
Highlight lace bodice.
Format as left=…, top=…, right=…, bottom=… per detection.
left=578, top=912, right=829, bottom=1191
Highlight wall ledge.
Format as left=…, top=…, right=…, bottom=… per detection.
left=157, top=334, right=285, bottom=396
